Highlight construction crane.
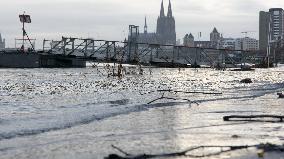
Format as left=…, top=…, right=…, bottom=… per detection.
left=241, top=31, right=256, bottom=37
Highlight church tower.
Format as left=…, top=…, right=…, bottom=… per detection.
left=156, top=0, right=176, bottom=45
left=167, top=0, right=172, bottom=17
left=160, top=0, right=165, bottom=17
left=157, top=0, right=166, bottom=40
left=184, top=33, right=194, bottom=47
left=165, top=0, right=176, bottom=44
left=210, top=27, right=221, bottom=48
left=144, top=16, right=148, bottom=34
left=0, top=33, right=5, bottom=49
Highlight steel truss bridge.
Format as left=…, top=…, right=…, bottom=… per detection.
left=42, top=36, right=261, bottom=68
left=41, top=25, right=263, bottom=68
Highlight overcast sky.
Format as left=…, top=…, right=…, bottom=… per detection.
left=0, top=0, right=284, bottom=48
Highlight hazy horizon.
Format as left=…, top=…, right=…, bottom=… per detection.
left=0, top=0, right=284, bottom=48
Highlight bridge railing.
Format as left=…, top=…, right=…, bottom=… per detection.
left=43, top=37, right=258, bottom=68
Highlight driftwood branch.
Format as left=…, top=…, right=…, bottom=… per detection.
left=147, top=93, right=199, bottom=105
left=223, top=115, right=284, bottom=122
left=147, top=93, right=166, bottom=104
left=111, top=145, right=131, bottom=156
left=157, top=89, right=222, bottom=95
left=105, top=143, right=284, bottom=159
left=277, top=92, right=284, bottom=98
left=144, top=89, right=221, bottom=105
left=140, top=90, right=222, bottom=96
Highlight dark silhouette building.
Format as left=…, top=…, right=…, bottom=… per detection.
left=138, top=0, right=176, bottom=45
left=138, top=17, right=158, bottom=44
left=0, top=33, right=5, bottom=50
left=210, top=27, right=221, bottom=48
left=259, top=11, right=271, bottom=52
left=190, top=27, right=221, bottom=49
left=156, top=0, right=176, bottom=44
left=259, top=8, right=284, bottom=62
left=183, top=33, right=194, bottom=47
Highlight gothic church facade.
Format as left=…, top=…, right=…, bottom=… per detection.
left=138, top=0, right=176, bottom=45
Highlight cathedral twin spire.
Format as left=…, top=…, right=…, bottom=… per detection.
left=160, top=0, right=165, bottom=17
left=157, top=0, right=176, bottom=44
left=167, top=0, right=172, bottom=17
left=144, top=16, right=148, bottom=33
left=160, top=0, right=172, bottom=17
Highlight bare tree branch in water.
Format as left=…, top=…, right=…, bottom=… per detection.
left=111, top=145, right=131, bottom=156
left=156, top=89, right=222, bottom=95
left=224, top=115, right=284, bottom=123
left=141, top=89, right=222, bottom=105
left=146, top=92, right=199, bottom=105
left=140, top=90, right=222, bottom=96
left=105, top=143, right=284, bottom=159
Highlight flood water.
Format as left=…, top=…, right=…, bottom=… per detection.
left=0, top=66, right=284, bottom=159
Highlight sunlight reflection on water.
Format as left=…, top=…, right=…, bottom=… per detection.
left=0, top=66, right=283, bottom=158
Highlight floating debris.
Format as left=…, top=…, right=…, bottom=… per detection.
left=105, top=143, right=284, bottom=159
left=277, top=92, right=284, bottom=98
left=240, top=78, right=253, bottom=83
left=223, top=115, right=284, bottom=122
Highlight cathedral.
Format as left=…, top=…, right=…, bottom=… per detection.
left=0, top=33, right=5, bottom=50
left=138, top=0, right=176, bottom=45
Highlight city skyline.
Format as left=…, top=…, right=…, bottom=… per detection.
left=0, top=0, right=284, bottom=48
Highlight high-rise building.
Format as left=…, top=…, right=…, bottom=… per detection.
left=259, top=11, right=270, bottom=52
left=259, top=8, right=284, bottom=52
left=0, top=33, right=5, bottom=50
left=269, top=8, right=284, bottom=40
left=269, top=8, right=284, bottom=63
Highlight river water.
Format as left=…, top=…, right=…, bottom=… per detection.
left=0, top=66, right=284, bottom=158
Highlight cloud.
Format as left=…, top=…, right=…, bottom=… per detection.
left=0, top=0, right=284, bottom=48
